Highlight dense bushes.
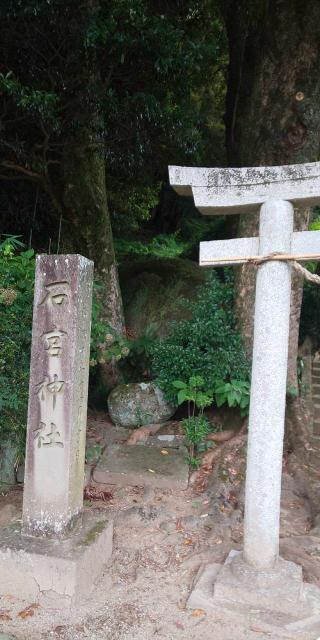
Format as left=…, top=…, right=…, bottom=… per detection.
left=152, top=271, right=250, bottom=405
left=0, top=241, right=34, bottom=458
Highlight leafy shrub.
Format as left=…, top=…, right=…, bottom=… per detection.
left=115, top=233, right=189, bottom=260
left=0, top=241, right=35, bottom=458
left=172, top=375, right=214, bottom=468
left=152, top=271, right=250, bottom=405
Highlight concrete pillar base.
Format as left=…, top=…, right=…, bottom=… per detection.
left=188, top=551, right=320, bottom=636
left=0, top=512, right=113, bottom=609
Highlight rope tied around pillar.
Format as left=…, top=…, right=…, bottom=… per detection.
left=248, top=252, right=320, bottom=285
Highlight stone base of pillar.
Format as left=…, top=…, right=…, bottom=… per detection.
left=188, top=551, right=320, bottom=636
left=0, top=512, right=113, bottom=609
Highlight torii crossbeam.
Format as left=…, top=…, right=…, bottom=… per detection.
left=169, top=161, right=320, bottom=618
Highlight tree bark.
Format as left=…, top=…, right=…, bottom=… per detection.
left=62, top=131, right=124, bottom=336
left=224, top=0, right=320, bottom=391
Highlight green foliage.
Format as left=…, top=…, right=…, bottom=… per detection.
left=182, top=414, right=211, bottom=445
left=152, top=271, right=250, bottom=406
left=215, top=379, right=250, bottom=415
left=0, top=72, right=57, bottom=119
left=115, top=234, right=189, bottom=261
left=0, top=239, right=35, bottom=458
left=90, top=286, right=130, bottom=367
left=172, top=374, right=219, bottom=467
left=309, top=208, right=320, bottom=231
left=173, top=376, right=213, bottom=410
left=0, top=0, right=227, bottom=234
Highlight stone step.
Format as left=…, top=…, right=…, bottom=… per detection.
left=93, top=444, right=188, bottom=490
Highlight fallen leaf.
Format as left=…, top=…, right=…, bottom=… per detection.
left=183, top=538, right=193, bottom=545
left=160, top=449, right=169, bottom=455
left=0, top=609, right=11, bottom=621
left=18, top=603, right=39, bottom=618
left=191, top=609, right=206, bottom=617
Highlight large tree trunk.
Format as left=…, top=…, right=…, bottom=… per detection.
left=223, top=0, right=320, bottom=471
left=63, top=130, right=124, bottom=336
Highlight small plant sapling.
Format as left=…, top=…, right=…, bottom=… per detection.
left=172, top=376, right=213, bottom=467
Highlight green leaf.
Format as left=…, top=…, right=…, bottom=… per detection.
left=172, top=380, right=187, bottom=389
left=189, top=375, right=204, bottom=388
left=215, top=393, right=226, bottom=407
left=177, top=389, right=187, bottom=405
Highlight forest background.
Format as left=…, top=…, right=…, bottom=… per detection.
left=1, top=0, right=320, bottom=465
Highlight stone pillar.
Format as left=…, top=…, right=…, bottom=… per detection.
left=243, top=200, right=293, bottom=569
left=22, top=254, right=94, bottom=536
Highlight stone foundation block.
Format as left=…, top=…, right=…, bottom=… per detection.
left=213, top=550, right=305, bottom=615
left=187, top=552, right=320, bottom=637
left=0, top=512, right=113, bottom=608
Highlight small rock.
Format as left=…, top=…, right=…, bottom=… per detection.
left=0, top=504, right=20, bottom=527
left=108, top=382, right=175, bottom=428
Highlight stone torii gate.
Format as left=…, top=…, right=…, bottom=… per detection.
left=169, top=162, right=320, bottom=624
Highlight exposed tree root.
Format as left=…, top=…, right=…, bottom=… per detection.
left=190, top=421, right=248, bottom=492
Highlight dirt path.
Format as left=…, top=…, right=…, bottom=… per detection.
left=1, top=415, right=320, bottom=639
left=1, top=465, right=320, bottom=640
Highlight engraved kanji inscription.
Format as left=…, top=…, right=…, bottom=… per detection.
left=41, top=327, right=67, bottom=357
left=36, top=375, right=65, bottom=410
left=39, top=281, right=70, bottom=307
left=33, top=421, right=64, bottom=448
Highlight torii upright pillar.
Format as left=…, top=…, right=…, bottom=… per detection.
left=169, top=162, right=320, bottom=620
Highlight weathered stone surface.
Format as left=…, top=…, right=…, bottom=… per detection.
left=170, top=160, right=320, bottom=617
left=0, top=442, right=17, bottom=485
left=108, top=382, right=175, bottom=428
left=243, top=201, right=294, bottom=569
left=169, top=161, right=320, bottom=214
left=200, top=231, right=320, bottom=267
left=22, top=254, right=94, bottom=536
left=187, top=557, right=320, bottom=636
left=93, top=444, right=188, bottom=490
left=0, top=513, right=113, bottom=608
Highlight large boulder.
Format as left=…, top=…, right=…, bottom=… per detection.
left=119, top=258, right=206, bottom=338
left=108, top=382, right=175, bottom=427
